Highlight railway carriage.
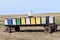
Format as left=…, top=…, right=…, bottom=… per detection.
left=4, top=16, right=57, bottom=33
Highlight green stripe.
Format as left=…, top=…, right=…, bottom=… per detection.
left=16, top=18, right=21, bottom=25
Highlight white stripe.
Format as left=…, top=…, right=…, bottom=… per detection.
left=12, top=19, right=16, bottom=25
left=49, top=16, right=54, bottom=23
left=26, top=18, right=30, bottom=24
left=41, top=17, right=46, bottom=24
left=4, top=19, right=8, bottom=25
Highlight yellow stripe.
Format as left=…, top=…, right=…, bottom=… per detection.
left=36, top=17, right=41, bottom=24
left=21, top=18, right=25, bottom=24
left=31, top=17, right=35, bottom=24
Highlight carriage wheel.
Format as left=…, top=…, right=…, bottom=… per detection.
left=44, top=26, right=52, bottom=33
left=15, top=26, right=20, bottom=32
left=4, top=27, right=11, bottom=33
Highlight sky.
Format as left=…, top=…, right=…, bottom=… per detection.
left=0, top=0, right=60, bottom=15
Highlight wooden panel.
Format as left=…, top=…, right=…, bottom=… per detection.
left=8, top=18, right=13, bottom=25
left=4, top=19, right=8, bottom=25
left=21, top=18, right=26, bottom=25
left=12, top=19, right=16, bottom=25
left=36, top=17, right=41, bottom=24
left=31, top=17, right=35, bottom=24
left=16, top=18, right=21, bottom=25
left=49, top=16, right=54, bottom=23
left=26, top=17, right=30, bottom=24
left=41, top=17, right=46, bottom=24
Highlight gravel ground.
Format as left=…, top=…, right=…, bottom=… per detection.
left=0, top=26, right=60, bottom=40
